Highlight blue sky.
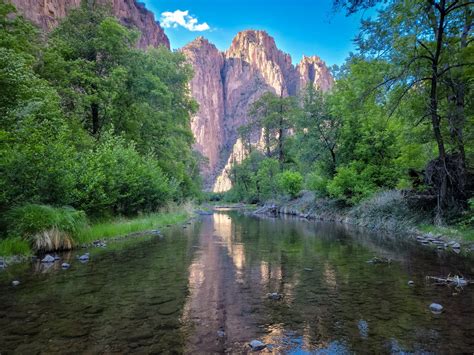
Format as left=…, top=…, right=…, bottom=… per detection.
left=141, top=0, right=371, bottom=66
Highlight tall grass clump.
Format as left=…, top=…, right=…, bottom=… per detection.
left=5, top=204, right=88, bottom=252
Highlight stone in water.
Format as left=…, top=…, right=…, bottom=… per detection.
left=249, top=340, right=266, bottom=351
left=429, top=303, right=443, bottom=314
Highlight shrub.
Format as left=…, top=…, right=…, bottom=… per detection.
left=326, top=165, right=377, bottom=204
left=72, top=131, right=173, bottom=216
left=306, top=171, right=329, bottom=196
left=277, top=170, right=303, bottom=199
left=5, top=204, right=88, bottom=251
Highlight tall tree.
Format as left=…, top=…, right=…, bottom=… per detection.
left=350, top=0, right=473, bottom=221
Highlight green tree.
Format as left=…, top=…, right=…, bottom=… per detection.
left=41, top=1, right=138, bottom=136
left=355, top=0, right=473, bottom=221
left=296, top=85, right=341, bottom=176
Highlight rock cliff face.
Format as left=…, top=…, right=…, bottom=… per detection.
left=10, top=0, right=170, bottom=49
left=181, top=37, right=225, bottom=177
left=183, top=30, right=334, bottom=191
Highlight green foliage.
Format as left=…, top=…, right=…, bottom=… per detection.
left=73, top=131, right=173, bottom=216
left=305, top=171, right=329, bottom=196
left=277, top=171, right=303, bottom=199
left=256, top=158, right=280, bottom=200
left=1, top=0, right=200, bottom=233
left=0, top=237, right=31, bottom=257
left=0, top=0, right=38, bottom=58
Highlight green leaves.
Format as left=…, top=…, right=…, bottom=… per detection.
left=1, top=0, right=200, bottom=225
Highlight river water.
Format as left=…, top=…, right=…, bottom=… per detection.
left=1, top=211, right=473, bottom=353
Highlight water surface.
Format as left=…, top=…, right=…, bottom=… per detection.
left=1, top=211, right=473, bottom=353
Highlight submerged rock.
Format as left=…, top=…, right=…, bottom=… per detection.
left=358, top=319, right=369, bottom=338
left=249, top=340, right=266, bottom=351
left=367, top=257, right=391, bottom=264
left=429, top=303, right=443, bottom=314
left=41, top=254, right=55, bottom=263
left=0, top=258, right=6, bottom=269
left=78, top=254, right=89, bottom=262
left=93, top=240, right=107, bottom=247
left=267, top=292, right=282, bottom=300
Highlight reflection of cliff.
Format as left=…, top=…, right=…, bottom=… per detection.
left=182, top=30, right=334, bottom=190
left=11, top=0, right=170, bottom=49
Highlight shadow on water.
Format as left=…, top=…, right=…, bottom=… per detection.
left=0, top=211, right=473, bottom=353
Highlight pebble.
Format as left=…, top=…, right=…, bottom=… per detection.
left=78, top=254, right=89, bottom=262
left=429, top=303, right=443, bottom=314
left=249, top=340, right=266, bottom=351
left=304, top=268, right=313, bottom=271
left=267, top=292, right=282, bottom=300
left=61, top=263, right=70, bottom=269
left=41, top=254, right=55, bottom=263
left=452, top=242, right=461, bottom=249
left=217, top=330, right=225, bottom=338
left=12, top=280, right=20, bottom=286
left=408, top=280, right=415, bottom=286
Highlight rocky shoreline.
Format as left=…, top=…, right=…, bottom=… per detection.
left=252, top=192, right=474, bottom=256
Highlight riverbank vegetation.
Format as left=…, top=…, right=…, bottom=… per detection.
left=0, top=204, right=191, bottom=257
left=0, top=1, right=200, bottom=254
left=224, top=0, right=473, bottom=234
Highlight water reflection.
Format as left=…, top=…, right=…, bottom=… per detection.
left=1, top=212, right=473, bottom=353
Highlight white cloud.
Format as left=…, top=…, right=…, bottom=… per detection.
left=160, top=10, right=210, bottom=32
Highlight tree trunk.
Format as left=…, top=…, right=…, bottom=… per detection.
left=91, top=102, right=99, bottom=136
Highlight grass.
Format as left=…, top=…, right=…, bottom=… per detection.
left=417, top=224, right=474, bottom=242
left=76, top=211, right=190, bottom=244
left=4, top=204, right=87, bottom=252
left=1, top=202, right=194, bottom=257
left=0, top=237, right=32, bottom=257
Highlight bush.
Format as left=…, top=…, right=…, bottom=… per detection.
left=72, top=131, right=173, bottom=216
left=306, top=171, right=329, bottom=196
left=4, top=204, right=88, bottom=251
left=277, top=170, right=303, bottom=198
left=326, top=165, right=377, bottom=204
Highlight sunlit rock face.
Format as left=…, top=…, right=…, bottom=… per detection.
left=296, top=55, right=334, bottom=92
left=10, top=0, right=170, bottom=49
left=182, top=30, right=334, bottom=191
left=182, top=37, right=225, bottom=181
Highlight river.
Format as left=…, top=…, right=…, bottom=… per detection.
left=1, top=210, right=473, bottom=353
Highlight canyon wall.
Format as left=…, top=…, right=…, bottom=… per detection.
left=183, top=30, right=334, bottom=191
left=9, top=0, right=170, bottom=49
